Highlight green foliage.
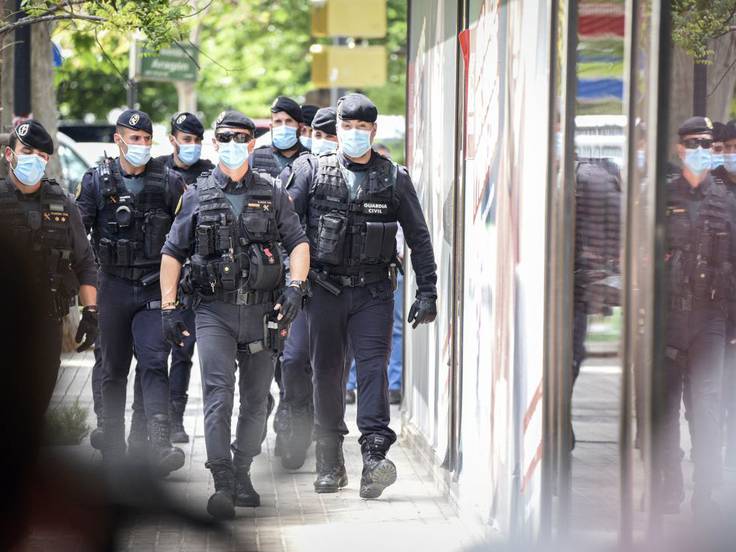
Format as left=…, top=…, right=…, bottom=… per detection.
left=44, top=400, right=90, bottom=446
left=672, top=0, right=736, bottom=62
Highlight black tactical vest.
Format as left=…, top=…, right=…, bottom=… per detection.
left=666, top=174, right=735, bottom=312
left=250, top=147, right=281, bottom=178
left=189, top=171, right=284, bottom=304
left=307, top=153, right=400, bottom=278
left=92, top=158, right=172, bottom=275
left=0, top=179, right=79, bottom=320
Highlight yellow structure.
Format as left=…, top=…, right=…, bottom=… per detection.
left=311, top=45, right=387, bottom=88
left=311, top=0, right=387, bottom=38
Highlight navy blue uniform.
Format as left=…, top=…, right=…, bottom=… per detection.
left=77, top=158, right=185, bottom=446
left=289, top=151, right=436, bottom=446
left=249, top=143, right=309, bottom=178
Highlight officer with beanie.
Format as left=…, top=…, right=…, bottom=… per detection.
left=288, top=93, right=437, bottom=498
left=1, top=119, right=98, bottom=408
left=159, top=110, right=310, bottom=519
left=249, top=96, right=309, bottom=177
left=76, top=109, right=187, bottom=474
left=271, top=106, right=339, bottom=470
left=298, top=104, right=319, bottom=151
left=154, top=111, right=215, bottom=443
left=654, top=116, right=736, bottom=518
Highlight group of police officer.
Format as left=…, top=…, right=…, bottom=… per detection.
left=2, top=91, right=437, bottom=520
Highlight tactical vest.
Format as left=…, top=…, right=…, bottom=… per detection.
left=250, top=147, right=282, bottom=178
left=307, top=153, right=399, bottom=281
left=189, top=171, right=284, bottom=304
left=0, top=179, right=79, bottom=320
left=666, top=175, right=734, bottom=312
left=92, top=158, right=172, bottom=276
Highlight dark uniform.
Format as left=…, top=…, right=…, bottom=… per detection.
left=289, top=94, right=437, bottom=499
left=656, top=117, right=736, bottom=515
left=76, top=110, right=186, bottom=472
left=272, top=107, right=339, bottom=470
left=0, top=120, right=98, bottom=409
left=161, top=111, right=308, bottom=519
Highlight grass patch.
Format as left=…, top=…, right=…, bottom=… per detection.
left=44, top=400, right=90, bottom=446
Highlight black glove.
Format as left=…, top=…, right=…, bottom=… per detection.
left=161, top=308, right=190, bottom=348
left=407, top=293, right=437, bottom=329
left=274, top=285, right=304, bottom=324
left=75, top=306, right=98, bottom=352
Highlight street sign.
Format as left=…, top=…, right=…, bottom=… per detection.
left=311, top=0, right=386, bottom=38
left=311, top=45, right=386, bottom=88
left=130, top=41, right=199, bottom=83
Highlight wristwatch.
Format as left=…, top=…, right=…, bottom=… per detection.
left=288, top=279, right=308, bottom=294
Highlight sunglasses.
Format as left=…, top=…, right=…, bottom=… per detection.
left=681, top=138, right=713, bottom=149
left=216, top=132, right=252, bottom=144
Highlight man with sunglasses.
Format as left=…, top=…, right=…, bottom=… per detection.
left=153, top=112, right=215, bottom=444
left=76, top=109, right=187, bottom=474
left=657, top=116, right=736, bottom=518
left=288, top=93, right=437, bottom=499
left=0, top=119, right=98, bottom=409
left=249, top=96, right=309, bottom=178
left=159, top=110, right=309, bottom=519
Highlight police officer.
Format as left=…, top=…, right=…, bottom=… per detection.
left=249, top=96, right=309, bottom=177
left=159, top=110, right=309, bottom=520
left=712, top=121, right=727, bottom=171
left=298, top=104, right=319, bottom=151
left=154, top=112, right=215, bottom=443
left=272, top=106, right=339, bottom=470
left=1, top=120, right=98, bottom=407
left=656, top=116, right=736, bottom=517
left=289, top=93, right=437, bottom=498
left=76, top=109, right=186, bottom=473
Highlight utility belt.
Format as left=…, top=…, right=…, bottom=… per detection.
left=669, top=293, right=724, bottom=313
left=327, top=267, right=390, bottom=288
left=100, top=266, right=160, bottom=285
left=203, top=287, right=280, bottom=306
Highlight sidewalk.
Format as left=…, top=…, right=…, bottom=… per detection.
left=47, top=350, right=479, bottom=552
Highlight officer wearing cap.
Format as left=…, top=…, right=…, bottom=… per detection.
left=270, top=106, right=340, bottom=470
left=655, top=116, right=736, bottom=517
left=76, top=109, right=187, bottom=474
left=153, top=111, right=216, bottom=444
left=712, top=121, right=727, bottom=170
left=159, top=110, right=310, bottom=519
left=298, top=104, right=319, bottom=151
left=288, top=93, right=437, bottom=499
left=0, top=119, right=98, bottom=408
left=249, top=96, right=309, bottom=178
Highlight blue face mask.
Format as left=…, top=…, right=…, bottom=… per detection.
left=272, top=125, right=298, bottom=150
left=725, top=153, right=736, bottom=174
left=311, top=138, right=338, bottom=156
left=176, top=142, right=202, bottom=166
left=683, top=146, right=712, bottom=176
left=711, top=152, right=725, bottom=170
left=338, top=128, right=372, bottom=158
left=120, top=138, right=151, bottom=167
left=299, top=135, right=312, bottom=150
left=12, top=153, right=47, bottom=186
left=218, top=141, right=249, bottom=170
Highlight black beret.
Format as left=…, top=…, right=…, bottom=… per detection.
left=171, top=112, right=205, bottom=139
left=300, top=104, right=319, bottom=126
left=337, top=93, right=378, bottom=123
left=116, top=109, right=153, bottom=134
left=712, top=121, right=727, bottom=142
left=726, top=120, right=736, bottom=141
left=311, top=107, right=337, bottom=136
left=678, top=116, right=714, bottom=137
left=13, top=119, right=54, bottom=155
left=214, top=110, right=255, bottom=132
left=270, top=96, right=302, bottom=123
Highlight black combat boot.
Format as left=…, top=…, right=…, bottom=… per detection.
left=276, top=403, right=313, bottom=470
left=359, top=434, right=397, bottom=499
left=206, top=461, right=236, bottom=520
left=169, top=399, right=189, bottom=443
left=127, top=409, right=149, bottom=460
left=147, top=414, right=185, bottom=476
left=90, top=418, right=104, bottom=451
left=314, top=436, right=348, bottom=493
left=233, top=455, right=261, bottom=507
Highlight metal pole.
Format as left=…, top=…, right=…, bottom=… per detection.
left=127, top=79, right=138, bottom=109
left=693, top=62, right=707, bottom=116
left=13, top=0, right=31, bottom=119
